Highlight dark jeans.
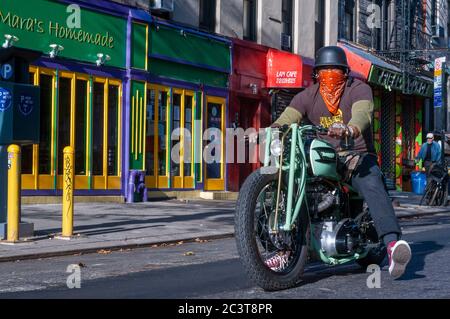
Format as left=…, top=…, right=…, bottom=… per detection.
left=350, top=154, right=402, bottom=239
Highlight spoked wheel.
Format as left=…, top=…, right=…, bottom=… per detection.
left=420, top=181, right=436, bottom=206
left=355, top=210, right=386, bottom=269
left=235, top=169, right=309, bottom=291
left=421, top=180, right=447, bottom=206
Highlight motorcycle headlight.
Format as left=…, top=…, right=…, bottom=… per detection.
left=270, top=139, right=283, bottom=157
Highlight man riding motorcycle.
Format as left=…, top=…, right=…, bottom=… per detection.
left=271, top=46, right=411, bottom=279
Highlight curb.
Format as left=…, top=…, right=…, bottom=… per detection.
left=395, top=205, right=450, bottom=218
left=0, top=233, right=235, bottom=263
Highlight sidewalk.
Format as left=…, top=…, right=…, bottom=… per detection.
left=0, top=193, right=448, bottom=262
left=0, top=200, right=236, bottom=262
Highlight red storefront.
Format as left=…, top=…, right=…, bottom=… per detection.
left=228, top=39, right=314, bottom=191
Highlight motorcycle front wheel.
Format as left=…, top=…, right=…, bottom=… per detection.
left=235, top=169, right=309, bottom=291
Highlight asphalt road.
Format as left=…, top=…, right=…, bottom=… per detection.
left=0, top=213, right=449, bottom=299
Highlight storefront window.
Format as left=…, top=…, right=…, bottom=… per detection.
left=184, top=95, right=193, bottom=177
left=108, top=84, right=119, bottom=176
left=93, top=82, right=105, bottom=176
left=158, top=91, right=168, bottom=176
left=57, top=77, right=72, bottom=175
left=39, top=74, right=53, bottom=175
left=75, top=80, right=87, bottom=175
left=172, top=93, right=181, bottom=177
left=146, top=89, right=156, bottom=176
left=206, top=102, right=222, bottom=179
left=21, top=73, right=36, bottom=175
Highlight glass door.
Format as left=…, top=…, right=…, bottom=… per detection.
left=92, top=78, right=122, bottom=190
left=37, top=68, right=56, bottom=189
left=204, top=96, right=225, bottom=191
left=183, top=93, right=195, bottom=188
left=171, top=90, right=183, bottom=188
left=145, top=85, right=170, bottom=189
left=21, top=68, right=39, bottom=189
left=21, top=68, right=121, bottom=191
left=171, top=90, right=195, bottom=189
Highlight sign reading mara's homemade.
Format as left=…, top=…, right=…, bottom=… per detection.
left=0, top=11, right=115, bottom=49
left=0, top=0, right=126, bottom=68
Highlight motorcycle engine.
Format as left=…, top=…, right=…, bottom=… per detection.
left=320, top=218, right=361, bottom=258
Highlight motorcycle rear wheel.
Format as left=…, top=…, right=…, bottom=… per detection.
left=235, top=169, right=309, bottom=291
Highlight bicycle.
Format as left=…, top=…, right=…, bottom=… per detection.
left=420, top=162, right=449, bottom=207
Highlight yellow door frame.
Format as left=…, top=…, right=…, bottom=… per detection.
left=183, top=92, right=195, bottom=189
left=145, top=84, right=171, bottom=189
left=171, top=89, right=184, bottom=189
left=145, top=85, right=157, bottom=188
left=22, top=67, right=121, bottom=191
left=107, top=79, right=123, bottom=190
left=144, top=85, right=198, bottom=190
left=56, top=71, right=75, bottom=190
left=22, top=67, right=38, bottom=189
left=36, top=67, right=57, bottom=190
left=73, top=74, right=90, bottom=190
left=204, top=96, right=226, bottom=191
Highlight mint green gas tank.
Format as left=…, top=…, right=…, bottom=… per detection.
left=308, top=139, right=339, bottom=180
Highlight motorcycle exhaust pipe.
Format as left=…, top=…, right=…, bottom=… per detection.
left=317, top=193, right=336, bottom=213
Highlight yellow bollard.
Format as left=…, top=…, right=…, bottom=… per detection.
left=7, top=145, right=21, bottom=243
left=62, top=146, right=75, bottom=238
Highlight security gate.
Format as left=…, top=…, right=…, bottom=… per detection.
left=271, top=90, right=298, bottom=122
left=380, top=91, right=397, bottom=183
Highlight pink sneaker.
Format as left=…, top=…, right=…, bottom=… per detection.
left=387, top=240, right=412, bottom=279
left=265, top=252, right=290, bottom=271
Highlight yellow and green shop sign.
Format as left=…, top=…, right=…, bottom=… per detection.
left=0, top=0, right=127, bottom=68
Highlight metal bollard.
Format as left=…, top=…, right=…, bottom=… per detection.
left=7, top=145, right=21, bottom=242
left=62, top=146, right=74, bottom=237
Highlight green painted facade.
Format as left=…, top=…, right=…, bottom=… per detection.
left=150, top=59, right=229, bottom=88
left=130, top=80, right=146, bottom=170
left=0, top=0, right=127, bottom=68
left=148, top=24, right=231, bottom=88
left=131, top=22, right=147, bottom=70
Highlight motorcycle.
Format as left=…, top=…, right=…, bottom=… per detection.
left=235, top=124, right=386, bottom=291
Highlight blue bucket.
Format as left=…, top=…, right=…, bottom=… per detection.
left=411, top=171, right=427, bottom=195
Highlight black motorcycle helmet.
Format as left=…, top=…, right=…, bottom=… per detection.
left=313, top=46, right=350, bottom=80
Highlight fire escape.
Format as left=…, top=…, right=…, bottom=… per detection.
left=374, top=0, right=434, bottom=95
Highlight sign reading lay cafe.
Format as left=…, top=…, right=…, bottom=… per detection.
left=266, top=48, right=314, bottom=89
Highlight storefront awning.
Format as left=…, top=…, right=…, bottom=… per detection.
left=266, top=49, right=314, bottom=89
left=338, top=42, right=433, bottom=97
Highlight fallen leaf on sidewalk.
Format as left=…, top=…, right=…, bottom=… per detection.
left=97, top=249, right=112, bottom=255
left=184, top=251, right=195, bottom=256
left=195, top=238, right=209, bottom=243
left=177, top=241, right=184, bottom=245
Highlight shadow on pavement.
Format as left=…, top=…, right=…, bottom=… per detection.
left=400, top=241, right=445, bottom=281
left=32, top=210, right=234, bottom=237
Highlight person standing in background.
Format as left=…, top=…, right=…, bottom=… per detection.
left=416, top=133, right=442, bottom=176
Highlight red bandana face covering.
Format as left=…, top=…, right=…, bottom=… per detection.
left=318, top=69, right=347, bottom=116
